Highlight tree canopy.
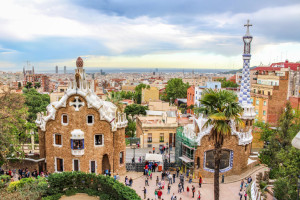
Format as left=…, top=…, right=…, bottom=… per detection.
left=216, top=78, right=239, bottom=88
left=23, top=88, right=50, bottom=123
left=0, top=91, right=29, bottom=166
left=164, top=78, right=189, bottom=102
left=124, top=104, right=148, bottom=119
left=257, top=102, right=300, bottom=200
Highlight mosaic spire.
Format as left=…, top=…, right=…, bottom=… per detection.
left=239, top=20, right=253, bottom=105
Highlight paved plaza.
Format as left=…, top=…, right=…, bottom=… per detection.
left=120, top=166, right=271, bottom=200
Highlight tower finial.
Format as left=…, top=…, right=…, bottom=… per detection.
left=244, top=19, right=252, bottom=36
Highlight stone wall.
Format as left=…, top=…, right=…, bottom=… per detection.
left=39, top=94, right=126, bottom=175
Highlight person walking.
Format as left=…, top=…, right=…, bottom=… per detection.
left=197, top=190, right=201, bottom=200
left=176, top=167, right=179, bottom=177
left=192, top=185, right=195, bottom=198
left=157, top=189, right=162, bottom=199
left=167, top=183, right=171, bottom=194
left=178, top=182, right=182, bottom=193
left=187, top=186, right=190, bottom=197
left=199, top=176, right=202, bottom=188
left=129, top=177, right=133, bottom=186
left=155, top=190, right=158, bottom=200
left=189, top=175, right=192, bottom=184
left=244, top=190, right=247, bottom=200
left=153, top=146, right=155, bottom=153
left=142, top=187, right=147, bottom=199
left=168, top=173, right=172, bottom=184
left=239, top=190, right=243, bottom=200
left=145, top=177, right=149, bottom=186
left=156, top=176, right=159, bottom=186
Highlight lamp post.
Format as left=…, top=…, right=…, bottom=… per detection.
left=131, top=144, right=136, bottom=164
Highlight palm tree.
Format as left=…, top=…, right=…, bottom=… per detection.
left=197, top=89, right=243, bottom=200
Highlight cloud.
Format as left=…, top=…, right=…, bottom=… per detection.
left=0, top=0, right=299, bottom=70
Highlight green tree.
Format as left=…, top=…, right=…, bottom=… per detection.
left=124, top=104, right=148, bottom=119
left=165, top=78, right=189, bottom=102
left=125, top=118, right=136, bottom=137
left=0, top=90, right=28, bottom=166
left=134, top=83, right=150, bottom=104
left=25, top=82, right=32, bottom=89
left=216, top=78, right=239, bottom=88
left=34, top=82, right=41, bottom=89
left=23, top=88, right=50, bottom=123
left=198, top=89, right=243, bottom=200
left=257, top=102, right=300, bottom=200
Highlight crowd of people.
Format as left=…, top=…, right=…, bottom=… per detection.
left=238, top=176, right=253, bottom=200
left=0, top=168, right=50, bottom=181
left=137, top=164, right=202, bottom=200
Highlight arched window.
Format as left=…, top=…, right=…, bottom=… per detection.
left=204, top=149, right=232, bottom=172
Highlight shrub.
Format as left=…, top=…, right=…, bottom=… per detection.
left=46, top=171, right=141, bottom=200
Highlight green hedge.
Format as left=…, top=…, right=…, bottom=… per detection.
left=45, top=171, right=141, bottom=200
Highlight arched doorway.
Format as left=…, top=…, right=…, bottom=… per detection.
left=102, top=154, right=111, bottom=174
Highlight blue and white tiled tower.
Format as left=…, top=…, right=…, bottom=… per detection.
left=239, top=20, right=256, bottom=119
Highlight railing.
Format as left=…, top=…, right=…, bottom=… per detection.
left=176, top=127, right=198, bottom=148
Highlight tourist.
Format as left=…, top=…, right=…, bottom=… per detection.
left=116, top=173, right=120, bottom=181
left=186, top=169, right=189, bottom=178
left=132, top=157, right=135, bottom=163
left=171, top=193, right=176, bottom=200
left=244, top=190, right=247, bottom=200
left=239, top=189, right=243, bottom=200
left=154, top=190, right=158, bottom=199
left=145, top=177, right=149, bottom=186
left=173, top=173, right=176, bottom=183
left=189, top=175, right=192, bottom=184
left=178, top=182, right=182, bottom=193
left=161, top=179, right=165, bottom=189
left=139, top=156, right=142, bottom=163
left=187, top=185, right=190, bottom=197
left=157, top=189, right=162, bottom=199
left=180, top=174, right=184, bottom=183
left=192, top=185, right=195, bottom=198
left=176, top=167, right=179, bottom=177
left=129, top=177, right=133, bottom=186
left=153, top=146, right=155, bottom=153
left=156, top=176, right=159, bottom=186
left=199, top=176, right=202, bottom=188
left=143, top=187, right=147, bottom=199
left=168, top=173, right=172, bottom=184
left=167, top=183, right=171, bottom=194
left=197, top=190, right=201, bottom=200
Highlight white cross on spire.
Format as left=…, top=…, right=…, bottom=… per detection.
left=69, top=96, right=85, bottom=111
left=244, top=19, right=252, bottom=36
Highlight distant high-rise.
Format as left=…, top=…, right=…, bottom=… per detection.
left=32, top=66, right=35, bottom=75
left=64, top=66, right=66, bottom=74
left=55, top=66, right=58, bottom=74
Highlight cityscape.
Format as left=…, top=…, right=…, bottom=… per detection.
left=0, top=1, right=299, bottom=200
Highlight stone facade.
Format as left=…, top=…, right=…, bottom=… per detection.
left=194, top=134, right=251, bottom=178
left=36, top=57, right=127, bottom=175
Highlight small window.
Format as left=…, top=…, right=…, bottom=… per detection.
left=87, top=115, right=94, bottom=125
left=263, top=101, right=266, bottom=106
left=147, top=133, right=152, bottom=143
left=120, top=152, right=124, bottom=164
left=62, top=114, right=68, bottom=125
left=256, top=100, right=259, bottom=105
left=255, top=110, right=258, bottom=115
left=159, top=133, right=164, bottom=142
left=56, top=158, right=63, bottom=172
left=54, top=134, right=62, bottom=146
left=60, top=89, right=64, bottom=92
left=73, top=160, right=79, bottom=171
left=95, top=134, right=103, bottom=146
left=90, top=161, right=96, bottom=173
left=263, top=111, right=266, bottom=116
left=197, top=157, right=200, bottom=169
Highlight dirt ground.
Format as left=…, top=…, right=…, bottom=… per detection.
left=60, top=193, right=99, bottom=200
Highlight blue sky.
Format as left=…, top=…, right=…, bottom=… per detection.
left=0, top=0, right=299, bottom=71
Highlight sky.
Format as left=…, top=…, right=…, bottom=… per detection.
left=0, top=0, right=300, bottom=72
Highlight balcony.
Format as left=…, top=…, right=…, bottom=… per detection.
left=72, top=149, right=84, bottom=156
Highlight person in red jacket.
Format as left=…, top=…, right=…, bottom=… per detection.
left=199, top=176, right=203, bottom=188
left=157, top=189, right=162, bottom=199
